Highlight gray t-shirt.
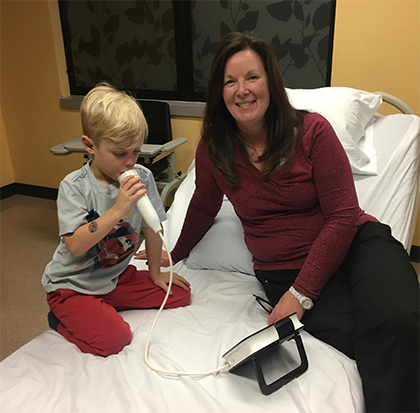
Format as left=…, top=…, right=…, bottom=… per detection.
left=42, top=163, right=166, bottom=295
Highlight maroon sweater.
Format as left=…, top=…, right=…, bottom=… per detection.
left=171, top=113, right=376, bottom=299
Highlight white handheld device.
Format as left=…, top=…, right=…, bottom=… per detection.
left=118, top=169, right=162, bottom=233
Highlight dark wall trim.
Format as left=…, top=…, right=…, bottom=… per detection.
left=410, top=245, right=420, bottom=263
left=1, top=183, right=58, bottom=201
left=60, top=95, right=206, bottom=118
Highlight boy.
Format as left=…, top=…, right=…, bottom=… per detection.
left=42, top=83, right=191, bottom=357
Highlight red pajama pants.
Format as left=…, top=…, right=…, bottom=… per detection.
left=46, top=265, right=191, bottom=357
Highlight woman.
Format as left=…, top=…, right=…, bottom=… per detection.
left=138, top=32, right=419, bottom=412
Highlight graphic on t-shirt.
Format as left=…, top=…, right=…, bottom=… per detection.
left=99, top=222, right=139, bottom=269
left=87, top=210, right=139, bottom=269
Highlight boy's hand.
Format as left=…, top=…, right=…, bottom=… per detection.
left=64, top=175, right=146, bottom=257
left=150, top=271, right=191, bottom=293
left=115, top=175, right=146, bottom=218
left=135, top=249, right=171, bottom=267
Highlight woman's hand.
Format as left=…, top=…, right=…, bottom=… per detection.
left=135, top=249, right=171, bottom=267
left=267, top=291, right=305, bottom=325
left=150, top=271, right=191, bottom=294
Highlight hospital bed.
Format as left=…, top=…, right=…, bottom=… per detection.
left=1, top=87, right=419, bottom=413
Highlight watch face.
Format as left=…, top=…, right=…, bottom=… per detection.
left=302, top=298, right=313, bottom=310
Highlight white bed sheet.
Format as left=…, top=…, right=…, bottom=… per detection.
left=1, top=113, right=419, bottom=413
left=0, top=260, right=364, bottom=413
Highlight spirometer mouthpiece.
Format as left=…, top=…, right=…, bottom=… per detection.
left=118, top=170, right=161, bottom=233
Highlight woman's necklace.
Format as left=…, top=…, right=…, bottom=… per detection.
left=245, top=144, right=265, bottom=171
left=241, top=128, right=267, bottom=171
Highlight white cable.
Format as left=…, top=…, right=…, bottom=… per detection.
left=143, top=230, right=231, bottom=377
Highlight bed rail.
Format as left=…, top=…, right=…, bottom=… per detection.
left=375, top=92, right=416, bottom=115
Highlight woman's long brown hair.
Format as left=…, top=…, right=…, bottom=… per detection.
left=202, top=32, right=307, bottom=186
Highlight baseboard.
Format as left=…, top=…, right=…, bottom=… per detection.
left=1, top=183, right=58, bottom=201
left=410, top=245, right=420, bottom=263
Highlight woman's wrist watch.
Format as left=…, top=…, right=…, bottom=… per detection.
left=289, top=286, right=314, bottom=310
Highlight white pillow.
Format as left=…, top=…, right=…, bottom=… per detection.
left=162, top=161, right=196, bottom=251
left=185, top=199, right=254, bottom=275
left=286, top=87, right=382, bottom=175
left=162, top=161, right=254, bottom=275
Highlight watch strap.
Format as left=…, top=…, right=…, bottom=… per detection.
left=289, top=286, right=313, bottom=310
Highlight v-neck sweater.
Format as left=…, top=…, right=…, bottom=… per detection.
left=171, top=113, right=376, bottom=299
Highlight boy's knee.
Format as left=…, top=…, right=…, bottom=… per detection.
left=179, top=287, right=191, bottom=307
left=165, top=286, right=191, bottom=309
left=96, top=321, right=132, bottom=357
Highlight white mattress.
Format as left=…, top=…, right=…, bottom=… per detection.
left=1, top=113, right=419, bottom=413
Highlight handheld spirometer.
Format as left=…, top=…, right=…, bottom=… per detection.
left=118, top=170, right=162, bottom=234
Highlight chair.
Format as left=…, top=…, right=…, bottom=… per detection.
left=50, top=100, right=188, bottom=207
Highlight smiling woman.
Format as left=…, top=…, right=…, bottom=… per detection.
left=222, top=49, right=270, bottom=141
left=203, top=32, right=307, bottom=186
left=165, top=32, right=420, bottom=413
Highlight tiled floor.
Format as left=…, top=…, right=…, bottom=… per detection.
left=1, top=195, right=56, bottom=360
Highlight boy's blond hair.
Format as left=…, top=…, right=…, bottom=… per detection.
left=80, top=82, right=148, bottom=148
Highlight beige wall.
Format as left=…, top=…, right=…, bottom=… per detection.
left=1, top=1, right=82, bottom=189
left=171, top=117, right=202, bottom=174
left=1, top=110, right=15, bottom=186
left=1, top=0, right=419, bottom=246
left=331, top=0, right=419, bottom=115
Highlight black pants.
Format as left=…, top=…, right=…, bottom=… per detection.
left=255, top=222, right=419, bottom=413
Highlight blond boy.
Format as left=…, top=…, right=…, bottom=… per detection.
left=42, top=83, right=190, bottom=356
